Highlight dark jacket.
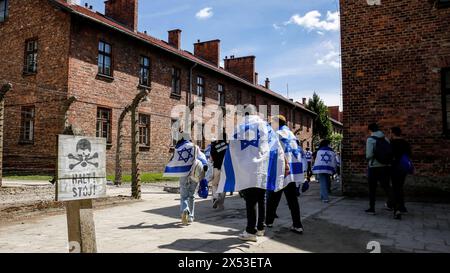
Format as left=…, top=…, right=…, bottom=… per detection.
left=391, top=138, right=412, bottom=167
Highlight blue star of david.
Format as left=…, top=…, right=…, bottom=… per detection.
left=178, top=147, right=193, bottom=163
left=282, top=138, right=300, bottom=159
left=236, top=124, right=260, bottom=151
left=321, top=152, right=332, bottom=164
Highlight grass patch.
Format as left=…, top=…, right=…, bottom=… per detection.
left=107, top=173, right=178, bottom=183
left=3, top=175, right=53, bottom=181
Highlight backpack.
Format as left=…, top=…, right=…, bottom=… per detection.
left=371, top=136, right=393, bottom=165
left=399, top=154, right=414, bottom=175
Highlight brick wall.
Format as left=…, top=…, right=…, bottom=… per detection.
left=340, top=0, right=450, bottom=196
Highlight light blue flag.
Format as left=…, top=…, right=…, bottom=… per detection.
left=217, top=115, right=286, bottom=193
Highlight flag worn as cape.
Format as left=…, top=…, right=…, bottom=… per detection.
left=312, top=146, right=337, bottom=175
left=217, top=115, right=286, bottom=193
left=163, top=140, right=207, bottom=178
left=277, top=125, right=306, bottom=187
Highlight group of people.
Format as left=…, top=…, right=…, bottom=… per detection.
left=365, top=123, right=413, bottom=220
left=163, top=105, right=340, bottom=242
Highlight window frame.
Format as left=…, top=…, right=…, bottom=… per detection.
left=23, top=38, right=38, bottom=75
left=236, top=90, right=242, bottom=105
left=0, top=0, right=8, bottom=23
left=19, top=105, right=35, bottom=144
left=98, top=40, right=113, bottom=77
left=218, top=83, right=225, bottom=106
left=138, top=113, right=151, bottom=147
left=139, top=56, right=151, bottom=87
left=196, top=76, right=205, bottom=101
left=96, top=107, right=112, bottom=144
left=171, top=67, right=181, bottom=95
left=442, top=67, right=450, bottom=136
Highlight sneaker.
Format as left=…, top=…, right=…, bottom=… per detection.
left=212, top=199, right=219, bottom=209
left=290, top=226, right=304, bottom=234
left=256, top=230, right=265, bottom=237
left=181, top=211, right=189, bottom=225
left=265, top=223, right=273, bottom=228
left=384, top=203, right=394, bottom=211
left=322, top=199, right=329, bottom=203
left=238, top=231, right=257, bottom=242
left=365, top=208, right=376, bottom=215
left=394, top=211, right=402, bottom=220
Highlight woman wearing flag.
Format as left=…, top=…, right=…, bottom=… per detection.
left=217, top=105, right=287, bottom=242
left=312, top=139, right=337, bottom=203
left=265, top=115, right=305, bottom=234
left=163, top=132, right=208, bottom=225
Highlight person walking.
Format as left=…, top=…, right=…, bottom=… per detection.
left=365, top=123, right=394, bottom=215
left=305, top=147, right=313, bottom=183
left=265, top=115, right=305, bottom=234
left=217, top=105, right=287, bottom=242
left=210, top=134, right=228, bottom=210
left=390, top=127, right=412, bottom=219
left=164, top=134, right=208, bottom=225
left=312, top=139, right=337, bottom=203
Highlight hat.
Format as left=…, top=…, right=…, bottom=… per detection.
left=271, top=115, right=287, bottom=123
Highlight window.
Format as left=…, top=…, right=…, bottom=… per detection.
left=437, top=0, right=450, bottom=8
left=443, top=68, right=450, bottom=135
left=218, top=84, right=225, bottom=106
left=20, top=106, right=35, bottom=143
left=236, top=90, right=242, bottom=105
left=24, top=39, right=38, bottom=74
left=171, top=119, right=180, bottom=147
left=98, top=41, right=112, bottom=76
left=139, top=56, right=150, bottom=87
left=307, top=117, right=311, bottom=132
left=0, top=0, right=8, bottom=22
left=171, top=67, right=181, bottom=95
left=196, top=76, right=205, bottom=100
left=96, top=108, right=112, bottom=143
left=139, top=114, right=150, bottom=146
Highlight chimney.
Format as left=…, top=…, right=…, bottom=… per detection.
left=328, top=106, right=340, bottom=121
left=302, top=98, right=307, bottom=105
left=168, top=29, right=182, bottom=49
left=265, top=78, right=270, bottom=89
left=105, top=0, right=138, bottom=32
left=224, top=56, right=256, bottom=84
left=194, top=39, right=221, bottom=67
left=255, top=72, right=259, bottom=85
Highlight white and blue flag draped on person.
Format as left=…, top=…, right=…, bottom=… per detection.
left=312, top=146, right=337, bottom=175
left=217, top=115, right=286, bottom=193
left=277, top=125, right=306, bottom=187
left=163, top=140, right=207, bottom=177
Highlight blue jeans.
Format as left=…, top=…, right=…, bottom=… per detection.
left=318, top=173, right=331, bottom=201
left=179, top=176, right=198, bottom=221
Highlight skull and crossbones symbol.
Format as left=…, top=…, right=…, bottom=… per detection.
left=68, top=139, right=99, bottom=170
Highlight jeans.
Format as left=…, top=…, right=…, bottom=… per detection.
left=179, top=176, right=198, bottom=221
left=391, top=167, right=407, bottom=211
left=266, top=182, right=303, bottom=228
left=318, top=173, right=331, bottom=201
left=368, top=167, right=393, bottom=210
left=241, top=187, right=266, bottom=234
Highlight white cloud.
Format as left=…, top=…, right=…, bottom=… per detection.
left=286, top=10, right=340, bottom=32
left=196, top=7, right=214, bottom=20
left=316, top=41, right=341, bottom=69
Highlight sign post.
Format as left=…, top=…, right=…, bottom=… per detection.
left=56, top=135, right=107, bottom=253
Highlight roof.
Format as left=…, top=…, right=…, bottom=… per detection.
left=50, top=1, right=317, bottom=117
left=329, top=117, right=343, bottom=127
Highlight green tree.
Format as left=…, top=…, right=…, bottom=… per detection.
left=330, top=132, right=343, bottom=151
left=306, top=92, right=333, bottom=148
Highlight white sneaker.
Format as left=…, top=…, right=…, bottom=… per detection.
left=290, top=226, right=304, bottom=234
left=181, top=211, right=189, bottom=225
left=238, top=231, right=257, bottom=242
left=256, top=230, right=265, bottom=237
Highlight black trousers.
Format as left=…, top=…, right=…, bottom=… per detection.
left=391, top=169, right=406, bottom=211
left=266, top=183, right=303, bottom=228
left=368, top=167, right=393, bottom=210
left=241, top=188, right=266, bottom=234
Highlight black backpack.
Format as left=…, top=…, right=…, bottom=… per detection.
left=371, top=136, right=393, bottom=165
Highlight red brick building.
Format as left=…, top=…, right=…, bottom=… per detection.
left=340, top=0, right=450, bottom=196
left=0, top=0, right=316, bottom=175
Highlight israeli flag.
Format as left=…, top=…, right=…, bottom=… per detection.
left=217, top=115, right=286, bottom=193
left=277, top=125, right=306, bottom=187
left=163, top=140, right=207, bottom=177
left=312, top=146, right=337, bottom=175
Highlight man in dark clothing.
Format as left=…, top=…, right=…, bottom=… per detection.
left=210, top=134, right=228, bottom=210
left=390, top=127, right=412, bottom=219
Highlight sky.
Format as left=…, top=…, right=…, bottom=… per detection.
left=78, top=0, right=342, bottom=109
